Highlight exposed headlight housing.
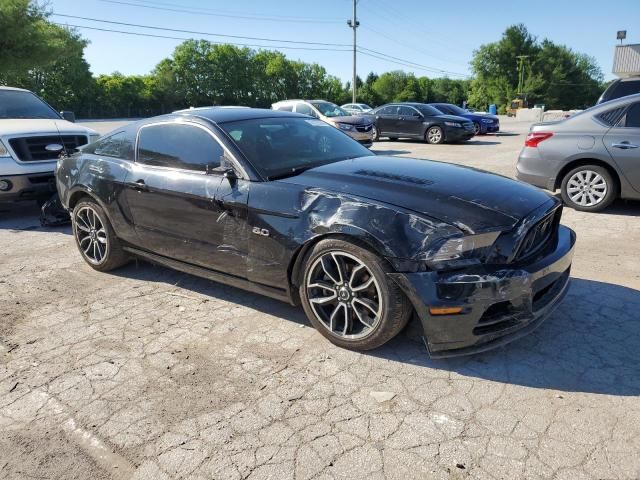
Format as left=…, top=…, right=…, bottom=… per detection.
left=336, top=123, right=355, bottom=131
left=426, top=231, right=501, bottom=270
left=444, top=121, right=462, bottom=128
left=0, top=140, right=12, bottom=158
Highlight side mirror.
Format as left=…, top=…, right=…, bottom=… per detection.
left=223, top=168, right=237, bottom=181
left=60, top=111, right=76, bottom=123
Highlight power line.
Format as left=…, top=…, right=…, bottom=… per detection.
left=357, top=49, right=468, bottom=78
left=358, top=47, right=469, bottom=78
left=98, top=0, right=343, bottom=24
left=52, top=14, right=351, bottom=47
left=54, top=14, right=468, bottom=78
left=54, top=23, right=352, bottom=52
left=360, top=25, right=469, bottom=71
left=127, top=0, right=340, bottom=22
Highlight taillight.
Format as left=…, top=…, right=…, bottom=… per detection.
left=525, top=132, right=553, bottom=148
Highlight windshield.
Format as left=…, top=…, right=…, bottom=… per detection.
left=0, top=90, right=60, bottom=120
left=419, top=105, right=444, bottom=116
left=310, top=101, right=350, bottom=118
left=219, top=117, right=373, bottom=179
left=441, top=104, right=467, bottom=115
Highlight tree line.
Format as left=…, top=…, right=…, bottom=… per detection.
left=1, top=1, right=605, bottom=118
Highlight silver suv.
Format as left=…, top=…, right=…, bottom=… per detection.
left=272, top=99, right=374, bottom=147
left=0, top=86, right=99, bottom=203
left=517, top=93, right=640, bottom=212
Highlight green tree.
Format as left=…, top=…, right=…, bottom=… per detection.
left=469, top=24, right=603, bottom=111
left=0, top=0, right=72, bottom=77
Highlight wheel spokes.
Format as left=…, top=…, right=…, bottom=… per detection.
left=306, top=251, right=382, bottom=339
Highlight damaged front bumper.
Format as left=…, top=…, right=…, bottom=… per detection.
left=390, top=225, right=576, bottom=358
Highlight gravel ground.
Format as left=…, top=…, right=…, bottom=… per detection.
left=1, top=117, right=639, bottom=479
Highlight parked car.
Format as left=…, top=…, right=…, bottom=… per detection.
left=340, top=103, right=372, bottom=115
left=517, top=93, right=640, bottom=212
left=272, top=99, right=373, bottom=147
left=0, top=86, right=99, bottom=203
left=430, top=103, right=500, bottom=135
left=361, top=102, right=475, bottom=144
left=57, top=107, right=575, bottom=357
left=597, top=77, right=640, bottom=104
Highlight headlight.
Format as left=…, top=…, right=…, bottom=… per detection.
left=426, top=231, right=500, bottom=270
left=0, top=140, right=11, bottom=157
left=481, top=118, right=493, bottom=124
left=337, top=123, right=354, bottom=131
left=444, top=121, right=462, bottom=128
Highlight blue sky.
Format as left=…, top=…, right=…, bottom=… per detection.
left=49, top=0, right=640, bottom=82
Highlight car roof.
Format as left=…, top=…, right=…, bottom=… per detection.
left=172, top=107, right=304, bottom=123
left=0, top=86, right=30, bottom=92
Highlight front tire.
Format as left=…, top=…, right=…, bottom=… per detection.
left=425, top=126, right=444, bottom=144
left=72, top=199, right=129, bottom=271
left=299, top=239, right=412, bottom=351
left=372, top=124, right=379, bottom=141
left=473, top=122, right=481, bottom=136
left=560, top=165, right=617, bottom=212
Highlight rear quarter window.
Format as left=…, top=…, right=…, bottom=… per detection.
left=595, top=107, right=626, bottom=127
left=86, top=132, right=132, bottom=159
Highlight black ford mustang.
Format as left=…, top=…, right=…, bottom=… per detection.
left=56, top=108, right=576, bottom=357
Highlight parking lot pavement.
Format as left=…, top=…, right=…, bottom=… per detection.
left=1, top=118, right=639, bottom=479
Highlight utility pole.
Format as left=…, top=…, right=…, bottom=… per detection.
left=347, top=0, right=359, bottom=103
left=516, top=55, right=529, bottom=97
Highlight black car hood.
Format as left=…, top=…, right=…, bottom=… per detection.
left=278, top=156, right=553, bottom=233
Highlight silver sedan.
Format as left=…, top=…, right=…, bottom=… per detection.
left=517, top=93, right=640, bottom=212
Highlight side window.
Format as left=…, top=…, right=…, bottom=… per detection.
left=596, top=107, right=625, bottom=127
left=89, top=132, right=131, bottom=158
left=275, top=104, right=293, bottom=112
left=137, top=123, right=225, bottom=172
left=398, top=106, right=415, bottom=117
left=295, top=103, right=315, bottom=117
left=437, top=105, right=452, bottom=114
left=624, top=103, right=640, bottom=128
left=378, top=106, right=395, bottom=115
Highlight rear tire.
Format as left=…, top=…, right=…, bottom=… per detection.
left=299, top=239, right=412, bottom=351
left=560, top=165, right=617, bottom=212
left=72, top=199, right=129, bottom=271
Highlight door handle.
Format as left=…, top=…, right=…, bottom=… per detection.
left=133, top=179, right=148, bottom=192
left=612, top=142, right=640, bottom=149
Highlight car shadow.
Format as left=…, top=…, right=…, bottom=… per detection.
left=0, top=201, right=71, bottom=234
left=464, top=140, right=501, bottom=146
left=553, top=195, right=640, bottom=217
left=111, top=262, right=640, bottom=396
left=493, top=132, right=520, bottom=137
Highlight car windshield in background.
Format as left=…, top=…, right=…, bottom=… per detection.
left=442, top=104, right=467, bottom=115
left=310, top=101, right=350, bottom=117
left=420, top=105, right=444, bottom=116
left=219, top=117, right=373, bottom=180
left=0, top=90, right=61, bottom=120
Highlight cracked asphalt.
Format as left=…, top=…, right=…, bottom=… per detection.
left=1, top=118, right=639, bottom=479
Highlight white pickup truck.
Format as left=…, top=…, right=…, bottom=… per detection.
left=0, top=86, right=99, bottom=203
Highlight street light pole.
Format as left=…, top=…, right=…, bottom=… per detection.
left=347, top=0, right=359, bottom=103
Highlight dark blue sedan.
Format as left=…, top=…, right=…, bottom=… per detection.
left=430, top=103, right=500, bottom=135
